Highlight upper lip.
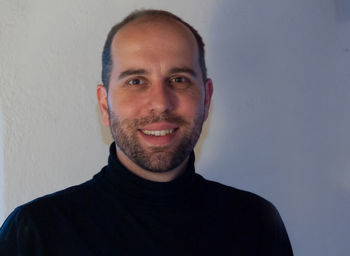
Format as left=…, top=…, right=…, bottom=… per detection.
left=139, top=122, right=178, bottom=131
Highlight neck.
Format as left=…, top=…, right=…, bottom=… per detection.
left=115, top=148, right=189, bottom=182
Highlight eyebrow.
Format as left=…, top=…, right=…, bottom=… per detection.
left=168, top=67, right=197, bottom=78
left=117, top=67, right=197, bottom=80
left=118, top=69, right=148, bottom=80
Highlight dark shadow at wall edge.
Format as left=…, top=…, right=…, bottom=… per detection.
left=335, top=0, right=350, bottom=22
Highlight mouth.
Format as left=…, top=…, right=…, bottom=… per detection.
left=140, top=128, right=177, bottom=137
left=137, top=123, right=179, bottom=147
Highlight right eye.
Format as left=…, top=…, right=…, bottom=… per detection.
left=127, top=78, right=144, bottom=86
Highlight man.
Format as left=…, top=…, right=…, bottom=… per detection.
left=0, top=9, right=293, bottom=255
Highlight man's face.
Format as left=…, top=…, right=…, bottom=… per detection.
left=98, top=18, right=212, bottom=172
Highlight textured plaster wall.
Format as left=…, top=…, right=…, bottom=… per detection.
left=0, top=107, right=4, bottom=221
left=0, top=0, right=350, bottom=255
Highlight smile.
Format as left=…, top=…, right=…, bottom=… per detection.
left=141, top=129, right=176, bottom=137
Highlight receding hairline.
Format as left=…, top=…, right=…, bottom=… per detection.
left=111, top=14, right=198, bottom=51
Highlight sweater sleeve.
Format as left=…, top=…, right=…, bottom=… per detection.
left=0, top=207, right=44, bottom=256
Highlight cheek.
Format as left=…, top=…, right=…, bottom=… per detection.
left=178, top=93, right=205, bottom=118
left=108, top=93, right=143, bottom=120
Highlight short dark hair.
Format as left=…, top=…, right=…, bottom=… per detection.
left=101, top=9, right=207, bottom=90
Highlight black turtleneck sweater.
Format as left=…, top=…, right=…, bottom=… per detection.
left=0, top=144, right=293, bottom=255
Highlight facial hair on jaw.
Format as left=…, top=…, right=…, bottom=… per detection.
left=108, top=110, right=205, bottom=173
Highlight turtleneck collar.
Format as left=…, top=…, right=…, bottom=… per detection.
left=95, top=143, right=197, bottom=208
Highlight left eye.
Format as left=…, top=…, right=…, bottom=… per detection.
left=127, top=78, right=144, bottom=86
left=171, top=77, right=187, bottom=83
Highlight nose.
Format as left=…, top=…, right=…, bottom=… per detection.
left=148, top=82, right=175, bottom=114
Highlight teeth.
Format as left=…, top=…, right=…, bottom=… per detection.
left=141, top=129, right=175, bottom=136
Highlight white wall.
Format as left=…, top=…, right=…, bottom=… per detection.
left=0, top=0, right=349, bottom=255
left=0, top=106, right=4, bottom=222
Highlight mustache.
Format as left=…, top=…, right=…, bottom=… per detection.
left=122, top=113, right=190, bottom=127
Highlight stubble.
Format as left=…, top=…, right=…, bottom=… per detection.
left=108, top=110, right=204, bottom=172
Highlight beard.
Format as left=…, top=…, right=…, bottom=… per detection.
left=108, top=109, right=204, bottom=173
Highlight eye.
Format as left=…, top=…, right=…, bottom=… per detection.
left=127, top=78, right=144, bottom=86
left=169, top=76, right=191, bottom=89
left=171, top=77, right=187, bottom=83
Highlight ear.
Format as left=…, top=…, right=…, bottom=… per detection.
left=203, top=78, right=213, bottom=121
left=97, top=84, right=110, bottom=127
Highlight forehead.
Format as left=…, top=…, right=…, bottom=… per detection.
left=110, top=17, right=199, bottom=72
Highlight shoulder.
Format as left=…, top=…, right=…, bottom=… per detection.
left=194, top=173, right=285, bottom=227
left=195, top=173, right=275, bottom=209
left=0, top=180, right=98, bottom=255
left=193, top=174, right=293, bottom=254
left=7, top=179, right=97, bottom=225
left=1, top=180, right=96, bottom=241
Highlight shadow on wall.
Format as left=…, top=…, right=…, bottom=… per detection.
left=335, top=0, right=350, bottom=22
left=206, top=0, right=350, bottom=255
left=193, top=100, right=214, bottom=163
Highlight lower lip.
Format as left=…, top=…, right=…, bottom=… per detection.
left=138, top=129, right=178, bottom=147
